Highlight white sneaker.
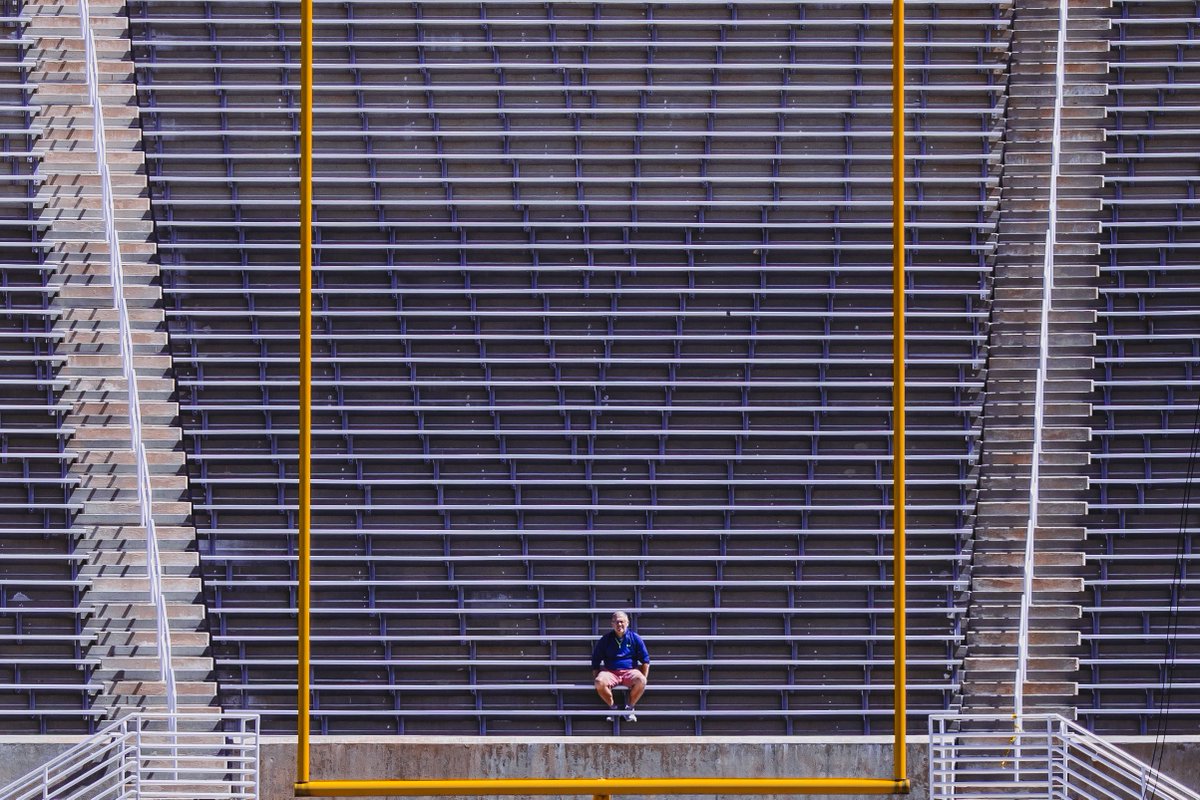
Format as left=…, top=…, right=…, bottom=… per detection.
left=626, top=711, right=637, bottom=723
left=605, top=706, right=617, bottom=721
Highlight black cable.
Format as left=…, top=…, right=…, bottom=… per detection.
left=1145, top=371, right=1200, bottom=797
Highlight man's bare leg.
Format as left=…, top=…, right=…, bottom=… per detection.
left=628, top=676, right=647, bottom=706
left=594, top=678, right=615, bottom=707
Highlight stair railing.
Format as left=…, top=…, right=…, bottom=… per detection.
left=930, top=713, right=1200, bottom=800
left=77, top=0, right=177, bottom=713
left=0, top=713, right=259, bottom=800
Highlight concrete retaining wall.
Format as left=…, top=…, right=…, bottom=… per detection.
left=268, top=737, right=926, bottom=800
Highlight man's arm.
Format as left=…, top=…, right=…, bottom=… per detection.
left=635, top=633, right=650, bottom=679
left=591, top=635, right=606, bottom=677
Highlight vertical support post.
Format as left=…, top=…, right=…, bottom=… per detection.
left=133, top=720, right=143, bottom=800
left=254, top=716, right=262, bottom=800
left=297, top=0, right=314, bottom=783
left=891, top=0, right=907, bottom=782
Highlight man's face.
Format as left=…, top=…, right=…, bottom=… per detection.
left=611, top=614, right=629, bottom=636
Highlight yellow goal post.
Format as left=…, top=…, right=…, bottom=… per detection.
left=293, top=0, right=909, bottom=793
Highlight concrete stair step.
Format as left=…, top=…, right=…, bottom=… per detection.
left=973, top=551, right=1086, bottom=569
left=109, top=680, right=219, bottom=698
left=969, top=604, right=1082, bottom=620
left=94, top=654, right=213, bottom=672
left=964, top=656, right=1079, bottom=673
left=959, top=681, right=1079, bottom=697
left=967, top=630, right=1081, bottom=648
left=973, top=576, right=1084, bottom=595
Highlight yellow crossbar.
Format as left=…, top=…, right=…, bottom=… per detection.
left=295, top=778, right=912, bottom=796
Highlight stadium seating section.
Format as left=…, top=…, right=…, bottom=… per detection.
left=126, top=0, right=1006, bottom=734
left=0, top=0, right=95, bottom=734
left=1084, top=0, right=1200, bottom=736
left=0, top=0, right=1195, bottom=738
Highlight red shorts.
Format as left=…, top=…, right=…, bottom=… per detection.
left=595, top=668, right=645, bottom=689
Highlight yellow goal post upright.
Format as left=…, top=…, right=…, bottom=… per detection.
left=293, top=0, right=908, bottom=794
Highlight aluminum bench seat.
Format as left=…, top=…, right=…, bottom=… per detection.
left=210, top=604, right=967, bottom=617
left=211, top=632, right=961, bottom=646
left=224, top=681, right=958, bottom=693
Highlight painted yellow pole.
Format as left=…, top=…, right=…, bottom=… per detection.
left=296, top=778, right=911, bottom=797
left=292, top=0, right=911, bottom=794
left=891, top=0, right=908, bottom=783
left=297, top=0, right=314, bottom=783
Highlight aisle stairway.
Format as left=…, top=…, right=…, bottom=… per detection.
left=959, top=0, right=1106, bottom=718
left=26, top=0, right=218, bottom=716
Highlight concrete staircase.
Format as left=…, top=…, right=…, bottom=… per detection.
left=26, top=0, right=218, bottom=717
left=958, top=0, right=1108, bottom=719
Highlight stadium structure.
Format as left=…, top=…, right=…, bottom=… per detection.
left=0, top=0, right=1197, bottom=795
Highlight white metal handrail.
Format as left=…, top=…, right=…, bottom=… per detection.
left=0, top=713, right=259, bottom=800
left=1014, top=0, right=1069, bottom=726
left=930, top=714, right=1200, bottom=800
left=77, top=0, right=177, bottom=712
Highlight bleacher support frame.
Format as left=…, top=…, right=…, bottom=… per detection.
left=289, top=0, right=913, bottom=794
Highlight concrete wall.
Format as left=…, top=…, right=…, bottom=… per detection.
left=3, top=736, right=1200, bottom=800
left=266, top=736, right=926, bottom=800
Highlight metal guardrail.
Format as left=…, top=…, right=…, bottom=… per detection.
left=1013, top=0, right=1068, bottom=725
left=78, top=0, right=178, bottom=712
left=930, top=714, right=1200, bottom=800
left=0, top=713, right=259, bottom=800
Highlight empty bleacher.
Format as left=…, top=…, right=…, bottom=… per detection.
left=1085, top=0, right=1200, bottom=735
left=0, top=0, right=95, bottom=734
left=128, top=0, right=1006, bottom=734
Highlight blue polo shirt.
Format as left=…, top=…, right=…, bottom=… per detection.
left=591, top=630, right=650, bottom=671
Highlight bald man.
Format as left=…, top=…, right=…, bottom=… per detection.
left=591, top=611, right=650, bottom=722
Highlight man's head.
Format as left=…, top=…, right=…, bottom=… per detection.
left=611, top=611, right=629, bottom=636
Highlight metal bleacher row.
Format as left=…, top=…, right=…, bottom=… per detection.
left=1086, top=0, right=1200, bottom=735
left=126, top=0, right=1006, bottom=733
left=0, top=0, right=95, bottom=734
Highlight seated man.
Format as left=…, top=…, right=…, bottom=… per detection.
left=591, top=610, right=650, bottom=722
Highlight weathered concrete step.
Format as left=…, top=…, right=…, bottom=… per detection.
left=83, top=549, right=199, bottom=571
left=70, top=410, right=180, bottom=428
left=960, top=681, right=1079, bottom=697
left=83, top=602, right=208, bottom=628
left=74, top=505, right=193, bottom=526
left=991, top=307, right=1096, bottom=322
left=71, top=488, right=190, bottom=508
left=93, top=632, right=212, bottom=658
left=1002, top=152, right=1105, bottom=171
left=62, top=376, right=179, bottom=396
left=109, top=680, right=218, bottom=697
left=85, top=572, right=201, bottom=593
left=93, top=655, right=214, bottom=679
left=62, top=352, right=172, bottom=373
left=74, top=470, right=188, bottom=489
left=965, top=656, right=1079, bottom=673
left=973, top=576, right=1084, bottom=594
left=969, top=603, right=1082, bottom=620
left=967, top=630, right=1081, bottom=648
left=1002, top=171, right=1103, bottom=188
left=971, top=547, right=1087, bottom=571
left=979, top=427, right=1090, bottom=443
left=1000, top=242, right=1099, bottom=258
left=70, top=449, right=189, bottom=470
left=980, top=405, right=1093, bottom=422
left=987, top=353, right=1095, bottom=370
left=68, top=425, right=182, bottom=446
